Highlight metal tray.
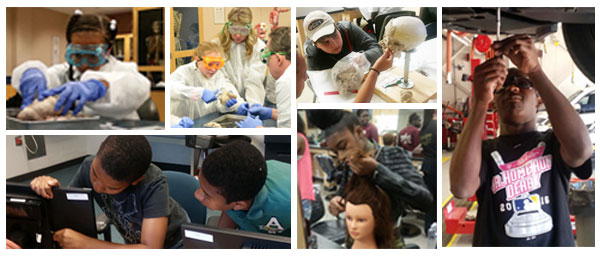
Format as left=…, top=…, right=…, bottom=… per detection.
left=204, top=114, right=246, bottom=128
left=6, top=108, right=102, bottom=130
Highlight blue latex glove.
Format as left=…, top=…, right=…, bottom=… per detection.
left=19, top=68, right=47, bottom=109
left=235, top=114, right=263, bottom=128
left=171, top=117, right=194, bottom=128
left=237, top=103, right=250, bottom=115
left=40, top=79, right=106, bottom=116
left=201, top=89, right=219, bottom=103
left=226, top=98, right=238, bottom=108
left=249, top=105, right=273, bottom=120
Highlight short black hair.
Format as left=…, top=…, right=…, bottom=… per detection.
left=307, top=109, right=360, bottom=138
left=356, top=109, right=370, bottom=117
left=201, top=140, right=267, bottom=203
left=409, top=113, right=420, bottom=123
left=96, top=136, right=152, bottom=183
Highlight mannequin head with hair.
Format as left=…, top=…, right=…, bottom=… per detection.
left=344, top=175, right=393, bottom=249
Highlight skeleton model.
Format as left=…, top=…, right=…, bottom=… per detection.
left=379, top=16, right=427, bottom=52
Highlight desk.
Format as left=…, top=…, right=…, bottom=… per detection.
left=305, top=38, right=437, bottom=103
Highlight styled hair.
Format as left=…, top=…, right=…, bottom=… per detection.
left=96, top=136, right=152, bottom=183
left=306, top=110, right=359, bottom=138
left=193, top=41, right=225, bottom=59
left=66, top=13, right=117, bottom=47
left=268, top=27, right=291, bottom=60
left=344, top=176, right=394, bottom=249
left=218, top=7, right=257, bottom=62
left=201, top=140, right=267, bottom=203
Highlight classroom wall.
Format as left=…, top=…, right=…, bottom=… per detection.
left=6, top=8, right=70, bottom=74
left=202, top=7, right=291, bottom=42
left=5, top=136, right=98, bottom=179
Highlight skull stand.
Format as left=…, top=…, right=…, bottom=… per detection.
left=398, top=49, right=416, bottom=89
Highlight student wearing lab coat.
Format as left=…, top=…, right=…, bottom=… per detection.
left=237, top=27, right=291, bottom=128
left=170, top=41, right=247, bottom=123
left=215, top=7, right=267, bottom=106
left=11, top=12, right=150, bottom=120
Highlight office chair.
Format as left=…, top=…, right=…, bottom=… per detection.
left=163, top=170, right=207, bottom=225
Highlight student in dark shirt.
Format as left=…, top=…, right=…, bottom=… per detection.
left=307, top=109, right=432, bottom=248
left=450, top=35, right=592, bottom=246
left=302, top=10, right=382, bottom=71
left=30, top=136, right=187, bottom=249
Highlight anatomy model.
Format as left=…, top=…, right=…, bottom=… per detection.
left=379, top=16, right=426, bottom=52
left=269, top=7, right=290, bottom=30
left=344, top=176, right=394, bottom=249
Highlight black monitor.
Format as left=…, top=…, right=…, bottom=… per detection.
left=6, top=182, right=97, bottom=249
left=181, top=223, right=291, bottom=249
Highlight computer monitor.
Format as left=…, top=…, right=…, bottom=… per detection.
left=6, top=182, right=97, bottom=249
left=181, top=223, right=291, bottom=249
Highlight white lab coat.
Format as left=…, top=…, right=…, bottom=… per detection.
left=11, top=56, right=150, bottom=120
left=170, top=61, right=244, bottom=120
left=275, top=66, right=291, bottom=128
left=213, top=39, right=267, bottom=106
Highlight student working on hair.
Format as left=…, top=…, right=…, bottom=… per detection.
left=11, top=11, right=150, bottom=120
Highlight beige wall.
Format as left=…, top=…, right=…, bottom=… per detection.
left=6, top=8, right=70, bottom=74
left=202, top=7, right=291, bottom=42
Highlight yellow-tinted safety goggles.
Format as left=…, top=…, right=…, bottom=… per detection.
left=199, top=56, right=225, bottom=70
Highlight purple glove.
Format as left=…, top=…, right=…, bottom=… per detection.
left=226, top=98, right=238, bottom=108
left=171, top=117, right=194, bottom=128
left=201, top=89, right=219, bottom=103
left=237, top=103, right=250, bottom=115
left=249, top=105, right=273, bottom=120
left=19, top=68, right=47, bottom=109
left=235, top=113, right=263, bottom=128
left=40, top=79, right=106, bottom=116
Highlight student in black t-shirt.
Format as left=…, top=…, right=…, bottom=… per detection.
left=450, top=35, right=592, bottom=246
left=29, top=136, right=188, bottom=249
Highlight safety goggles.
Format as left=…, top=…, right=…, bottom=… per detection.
left=199, top=56, right=224, bottom=70
left=260, top=48, right=287, bottom=64
left=494, top=75, right=533, bottom=94
left=65, top=43, right=108, bottom=68
left=226, top=22, right=251, bottom=36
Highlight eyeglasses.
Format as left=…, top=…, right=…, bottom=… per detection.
left=260, top=48, right=288, bottom=64
left=224, top=22, right=251, bottom=36
left=65, top=43, right=109, bottom=68
left=494, top=75, right=534, bottom=94
left=199, top=56, right=225, bottom=70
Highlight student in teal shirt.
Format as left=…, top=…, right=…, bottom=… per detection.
left=195, top=140, right=291, bottom=237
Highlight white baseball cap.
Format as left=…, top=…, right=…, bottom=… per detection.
left=303, top=10, right=336, bottom=42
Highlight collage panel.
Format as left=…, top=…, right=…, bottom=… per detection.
left=6, top=7, right=166, bottom=130
left=6, top=135, right=291, bottom=249
left=296, top=7, right=437, bottom=103
left=441, top=7, right=595, bottom=247
left=169, top=7, right=291, bottom=129
left=297, top=109, right=437, bottom=249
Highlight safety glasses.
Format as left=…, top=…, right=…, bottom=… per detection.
left=494, top=75, right=533, bottom=94
left=260, top=48, right=287, bottom=64
left=226, top=22, right=251, bottom=36
left=65, top=44, right=109, bottom=68
left=199, top=56, right=225, bottom=70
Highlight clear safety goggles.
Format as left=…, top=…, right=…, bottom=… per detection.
left=65, top=43, right=108, bottom=68
left=227, top=22, right=251, bottom=36
left=260, top=48, right=287, bottom=64
left=494, top=75, right=533, bottom=94
left=199, top=56, right=225, bottom=70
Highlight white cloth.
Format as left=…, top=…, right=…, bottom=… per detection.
left=275, top=66, right=291, bottom=128
left=214, top=38, right=267, bottom=106
left=170, top=61, right=243, bottom=120
left=12, top=56, right=150, bottom=119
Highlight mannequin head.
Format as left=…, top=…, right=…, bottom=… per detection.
left=344, top=176, right=393, bottom=249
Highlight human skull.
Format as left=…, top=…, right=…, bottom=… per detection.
left=379, top=16, right=427, bottom=52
